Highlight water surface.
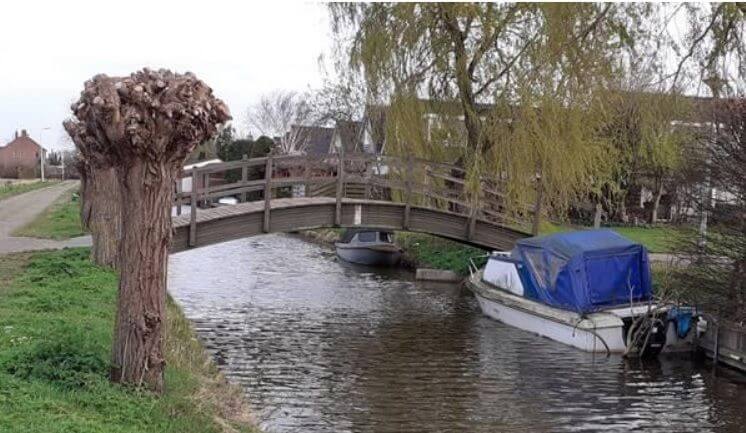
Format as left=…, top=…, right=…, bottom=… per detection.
left=168, top=235, right=746, bottom=433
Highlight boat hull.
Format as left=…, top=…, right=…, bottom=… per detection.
left=473, top=292, right=627, bottom=353
left=335, top=244, right=402, bottom=266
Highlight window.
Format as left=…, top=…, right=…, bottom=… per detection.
left=357, top=232, right=377, bottom=242
left=379, top=232, right=393, bottom=243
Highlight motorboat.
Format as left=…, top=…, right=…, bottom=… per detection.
left=466, top=230, right=696, bottom=356
left=335, top=229, right=402, bottom=266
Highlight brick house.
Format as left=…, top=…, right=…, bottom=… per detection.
left=0, top=130, right=44, bottom=178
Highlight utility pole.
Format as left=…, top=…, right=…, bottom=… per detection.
left=38, top=127, right=51, bottom=182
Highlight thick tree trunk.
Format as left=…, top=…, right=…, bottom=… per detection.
left=110, top=160, right=174, bottom=393
left=650, top=182, right=664, bottom=224
left=593, top=202, right=603, bottom=228
left=88, top=166, right=122, bottom=268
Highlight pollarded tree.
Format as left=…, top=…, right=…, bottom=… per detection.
left=64, top=124, right=122, bottom=269
left=65, top=69, right=230, bottom=392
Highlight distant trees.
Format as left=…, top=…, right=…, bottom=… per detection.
left=246, top=90, right=314, bottom=154
left=680, top=99, right=746, bottom=321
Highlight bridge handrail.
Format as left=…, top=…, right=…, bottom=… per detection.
left=175, top=152, right=540, bottom=246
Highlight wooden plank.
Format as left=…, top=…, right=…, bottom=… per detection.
left=263, top=157, right=273, bottom=233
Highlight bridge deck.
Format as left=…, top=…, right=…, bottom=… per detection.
left=171, top=197, right=528, bottom=253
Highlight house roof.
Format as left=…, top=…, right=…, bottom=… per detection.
left=334, top=120, right=363, bottom=154
left=288, top=125, right=335, bottom=156
left=0, top=132, right=44, bottom=152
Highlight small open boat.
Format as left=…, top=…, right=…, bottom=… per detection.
left=335, top=229, right=402, bottom=266
left=466, top=230, right=696, bottom=356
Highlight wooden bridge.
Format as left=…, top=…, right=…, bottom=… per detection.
left=170, top=153, right=535, bottom=254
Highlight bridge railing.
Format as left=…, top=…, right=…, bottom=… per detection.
left=174, top=153, right=537, bottom=241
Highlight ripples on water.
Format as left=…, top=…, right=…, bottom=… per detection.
left=168, top=235, right=746, bottom=433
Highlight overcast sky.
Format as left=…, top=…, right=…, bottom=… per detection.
left=0, top=0, right=333, bottom=151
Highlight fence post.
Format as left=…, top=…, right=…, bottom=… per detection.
left=189, top=168, right=198, bottom=247
left=241, top=154, right=248, bottom=203
left=467, top=188, right=478, bottom=240
left=263, top=156, right=273, bottom=233
left=304, top=156, right=311, bottom=197
left=403, top=155, right=413, bottom=230
left=175, top=178, right=182, bottom=216
left=335, top=150, right=345, bottom=225
left=531, top=173, right=543, bottom=236
left=204, top=171, right=211, bottom=207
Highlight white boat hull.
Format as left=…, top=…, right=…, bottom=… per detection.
left=474, top=293, right=627, bottom=353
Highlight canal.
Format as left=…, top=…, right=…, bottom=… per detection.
left=168, top=234, right=746, bottom=433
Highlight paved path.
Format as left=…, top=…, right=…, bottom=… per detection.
left=0, top=180, right=92, bottom=255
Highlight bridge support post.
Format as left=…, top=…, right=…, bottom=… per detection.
left=263, top=157, right=273, bottom=233
left=335, top=151, right=344, bottom=226
left=240, top=154, right=248, bottom=203
left=403, top=155, right=413, bottom=230
left=189, top=168, right=199, bottom=247
left=204, top=172, right=211, bottom=207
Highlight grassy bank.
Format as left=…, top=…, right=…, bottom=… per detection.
left=0, top=180, right=56, bottom=201
left=0, top=248, right=258, bottom=433
left=539, top=222, right=690, bottom=253
left=13, top=189, right=85, bottom=240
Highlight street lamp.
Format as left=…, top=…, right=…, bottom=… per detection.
left=38, top=127, right=51, bottom=182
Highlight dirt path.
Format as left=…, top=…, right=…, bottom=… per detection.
left=0, top=180, right=92, bottom=255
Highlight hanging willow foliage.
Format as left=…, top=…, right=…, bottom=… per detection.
left=330, top=2, right=663, bottom=219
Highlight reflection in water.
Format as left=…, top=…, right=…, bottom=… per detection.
left=168, top=235, right=746, bottom=433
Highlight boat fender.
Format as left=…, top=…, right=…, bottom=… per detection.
left=667, top=307, right=693, bottom=339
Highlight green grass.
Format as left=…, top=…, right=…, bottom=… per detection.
left=396, top=232, right=488, bottom=276
left=13, top=190, right=85, bottom=240
left=538, top=221, right=690, bottom=253
left=0, top=181, right=57, bottom=201
left=0, top=248, right=259, bottom=433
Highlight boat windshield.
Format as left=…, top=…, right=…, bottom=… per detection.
left=357, top=232, right=377, bottom=242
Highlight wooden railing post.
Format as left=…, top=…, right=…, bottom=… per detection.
left=467, top=188, right=478, bottom=240
left=532, top=173, right=543, bottom=236
left=189, top=168, right=198, bottom=247
left=240, top=154, right=248, bottom=203
left=335, top=152, right=345, bottom=226
left=175, top=178, right=182, bottom=216
left=403, top=155, right=413, bottom=230
left=204, top=172, right=211, bottom=207
left=263, top=156, right=273, bottom=233
left=303, top=156, right=311, bottom=197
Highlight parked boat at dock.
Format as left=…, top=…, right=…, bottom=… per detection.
left=335, top=229, right=402, bottom=266
left=467, top=230, right=697, bottom=356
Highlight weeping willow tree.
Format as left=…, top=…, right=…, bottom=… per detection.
left=330, top=2, right=658, bottom=223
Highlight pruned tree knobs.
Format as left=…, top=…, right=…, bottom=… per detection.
left=64, top=68, right=231, bottom=171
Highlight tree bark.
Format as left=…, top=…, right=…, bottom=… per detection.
left=110, top=160, right=173, bottom=393
left=88, top=166, right=122, bottom=268
left=650, top=181, right=664, bottom=224
left=593, top=202, right=603, bottom=228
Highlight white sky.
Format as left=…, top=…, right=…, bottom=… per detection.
left=0, top=0, right=333, bottom=151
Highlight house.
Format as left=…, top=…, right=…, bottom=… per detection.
left=0, top=130, right=44, bottom=179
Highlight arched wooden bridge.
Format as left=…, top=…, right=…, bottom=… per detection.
left=170, top=153, right=535, bottom=253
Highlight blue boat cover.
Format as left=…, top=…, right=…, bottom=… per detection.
left=512, top=230, right=652, bottom=313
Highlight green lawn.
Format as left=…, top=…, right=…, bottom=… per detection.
left=0, top=181, right=56, bottom=201
left=538, top=222, right=690, bottom=253
left=0, top=249, right=259, bottom=433
left=13, top=190, right=85, bottom=240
